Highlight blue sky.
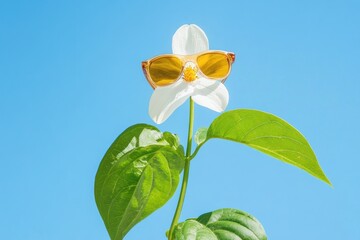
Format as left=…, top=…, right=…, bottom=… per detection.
left=0, top=0, right=359, bottom=239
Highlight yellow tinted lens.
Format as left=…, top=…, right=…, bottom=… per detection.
left=197, top=52, right=230, bottom=79
left=149, top=56, right=182, bottom=86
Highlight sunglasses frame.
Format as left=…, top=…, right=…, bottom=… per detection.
left=142, top=50, right=235, bottom=89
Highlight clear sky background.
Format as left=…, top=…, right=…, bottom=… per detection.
left=1, top=0, right=359, bottom=239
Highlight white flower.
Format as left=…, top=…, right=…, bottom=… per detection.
left=149, top=24, right=230, bottom=124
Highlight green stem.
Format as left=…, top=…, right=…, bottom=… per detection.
left=188, top=141, right=205, bottom=161
left=168, top=98, right=194, bottom=239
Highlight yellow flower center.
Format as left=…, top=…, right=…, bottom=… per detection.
left=183, top=65, right=198, bottom=82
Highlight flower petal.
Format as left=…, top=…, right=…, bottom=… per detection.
left=192, top=78, right=229, bottom=112
left=149, top=80, right=194, bottom=124
left=172, top=24, right=209, bottom=55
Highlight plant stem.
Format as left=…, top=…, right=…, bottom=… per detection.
left=168, top=98, right=194, bottom=239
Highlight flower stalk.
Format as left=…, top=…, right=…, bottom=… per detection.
left=168, top=98, right=194, bottom=239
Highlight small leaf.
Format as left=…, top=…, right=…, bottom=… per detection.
left=172, top=208, right=267, bottom=240
left=206, top=109, right=331, bottom=185
left=194, top=127, right=208, bottom=145
left=95, top=124, right=185, bottom=240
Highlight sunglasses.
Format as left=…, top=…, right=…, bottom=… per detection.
left=142, top=51, right=235, bottom=88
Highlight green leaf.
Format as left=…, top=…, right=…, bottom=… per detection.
left=172, top=208, right=267, bottom=240
left=205, top=109, right=331, bottom=185
left=194, top=127, right=208, bottom=145
left=95, top=124, right=185, bottom=240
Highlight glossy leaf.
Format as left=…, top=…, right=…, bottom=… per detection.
left=205, top=109, right=331, bottom=185
left=172, top=208, right=267, bottom=240
left=95, top=124, right=185, bottom=240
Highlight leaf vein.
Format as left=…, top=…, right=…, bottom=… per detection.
left=240, top=120, right=284, bottom=141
